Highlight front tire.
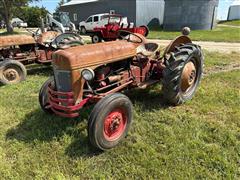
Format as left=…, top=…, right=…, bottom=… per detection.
left=81, top=26, right=86, bottom=34
left=91, top=34, right=102, bottom=43
left=0, top=60, right=27, bottom=85
left=88, top=93, right=133, bottom=150
left=39, top=77, right=54, bottom=114
left=162, top=43, right=203, bottom=105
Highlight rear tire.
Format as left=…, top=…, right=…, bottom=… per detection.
left=88, top=93, right=133, bottom=150
left=39, top=77, right=54, bottom=114
left=0, top=60, right=27, bottom=85
left=91, top=34, right=102, bottom=43
left=162, top=43, right=203, bottom=105
left=140, top=25, right=149, bottom=37
left=81, top=26, right=87, bottom=34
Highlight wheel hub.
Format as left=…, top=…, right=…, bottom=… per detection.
left=3, top=68, right=20, bottom=82
left=103, top=109, right=127, bottom=141
left=181, top=61, right=196, bottom=92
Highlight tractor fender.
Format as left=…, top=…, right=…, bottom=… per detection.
left=163, top=35, right=192, bottom=56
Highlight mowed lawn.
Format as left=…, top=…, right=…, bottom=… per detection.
left=148, top=21, right=240, bottom=43
left=0, top=52, right=240, bottom=179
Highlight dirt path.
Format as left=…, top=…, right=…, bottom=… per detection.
left=204, top=63, right=240, bottom=77
left=148, top=39, right=240, bottom=53
left=218, top=24, right=240, bottom=29
left=82, top=36, right=240, bottom=53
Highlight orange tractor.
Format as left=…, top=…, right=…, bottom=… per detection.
left=39, top=30, right=203, bottom=150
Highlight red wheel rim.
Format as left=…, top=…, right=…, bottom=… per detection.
left=103, top=108, right=127, bottom=141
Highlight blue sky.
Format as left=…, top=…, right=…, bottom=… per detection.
left=30, top=0, right=240, bottom=20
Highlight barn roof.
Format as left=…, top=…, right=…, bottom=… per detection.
left=62, top=0, right=99, bottom=6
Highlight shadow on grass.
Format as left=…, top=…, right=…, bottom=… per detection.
left=5, top=106, right=101, bottom=157
left=126, top=85, right=169, bottom=111
left=5, top=85, right=169, bottom=157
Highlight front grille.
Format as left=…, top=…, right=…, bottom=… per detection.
left=53, top=66, right=72, bottom=92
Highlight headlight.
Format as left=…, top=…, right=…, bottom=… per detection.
left=81, top=68, right=95, bottom=81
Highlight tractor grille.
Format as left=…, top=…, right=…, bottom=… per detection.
left=53, top=67, right=72, bottom=92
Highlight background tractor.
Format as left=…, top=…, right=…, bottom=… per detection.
left=0, top=30, right=84, bottom=85
left=39, top=29, right=203, bottom=151
left=89, top=14, right=149, bottom=43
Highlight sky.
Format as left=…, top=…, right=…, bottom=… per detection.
left=30, top=0, right=240, bottom=20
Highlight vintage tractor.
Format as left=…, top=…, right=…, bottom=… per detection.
left=90, top=14, right=149, bottom=43
left=0, top=30, right=84, bottom=85
left=39, top=30, right=203, bottom=150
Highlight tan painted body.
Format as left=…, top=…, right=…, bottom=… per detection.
left=0, top=35, right=35, bottom=47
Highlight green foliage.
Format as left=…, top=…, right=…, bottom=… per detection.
left=0, top=0, right=39, bottom=32
left=219, top=20, right=240, bottom=26
left=148, top=25, right=240, bottom=43
left=15, top=6, right=48, bottom=27
left=55, top=0, right=65, bottom=13
left=0, top=52, right=239, bottom=178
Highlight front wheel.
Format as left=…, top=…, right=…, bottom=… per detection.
left=0, top=60, right=27, bottom=85
left=88, top=93, right=133, bottom=150
left=39, top=77, right=54, bottom=114
left=162, top=43, right=203, bottom=105
left=91, top=34, right=102, bottom=43
left=81, top=26, right=86, bottom=34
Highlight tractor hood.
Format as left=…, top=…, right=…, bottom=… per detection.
left=52, top=40, right=142, bottom=70
left=0, top=34, right=35, bottom=47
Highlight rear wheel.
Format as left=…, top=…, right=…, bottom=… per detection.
left=39, top=77, right=54, bottom=114
left=88, top=93, right=133, bottom=150
left=91, top=34, right=102, bottom=43
left=162, top=43, right=203, bottom=105
left=81, top=26, right=86, bottom=34
left=140, top=25, right=149, bottom=37
left=0, top=60, right=27, bottom=85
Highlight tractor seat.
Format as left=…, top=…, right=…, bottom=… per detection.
left=136, top=42, right=159, bottom=57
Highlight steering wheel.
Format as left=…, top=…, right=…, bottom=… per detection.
left=52, top=33, right=84, bottom=49
left=118, top=30, right=143, bottom=43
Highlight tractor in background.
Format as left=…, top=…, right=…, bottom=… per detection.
left=89, top=14, right=149, bottom=43
left=0, top=29, right=84, bottom=85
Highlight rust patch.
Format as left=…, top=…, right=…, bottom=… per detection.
left=0, top=35, right=35, bottom=47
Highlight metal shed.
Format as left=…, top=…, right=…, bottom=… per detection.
left=228, top=5, right=240, bottom=20
left=61, top=0, right=219, bottom=30
left=60, top=0, right=165, bottom=28
left=163, top=0, right=219, bottom=30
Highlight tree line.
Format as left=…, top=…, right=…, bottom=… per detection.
left=0, top=0, right=73, bottom=33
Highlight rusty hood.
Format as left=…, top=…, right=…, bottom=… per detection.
left=53, top=40, right=142, bottom=70
left=0, top=34, right=35, bottom=47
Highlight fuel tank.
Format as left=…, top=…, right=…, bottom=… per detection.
left=52, top=39, right=143, bottom=70
left=0, top=34, right=35, bottom=47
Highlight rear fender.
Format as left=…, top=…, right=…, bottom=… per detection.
left=163, top=35, right=192, bottom=56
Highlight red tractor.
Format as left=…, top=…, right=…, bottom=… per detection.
left=90, top=14, right=149, bottom=43
left=39, top=30, right=203, bottom=150
left=0, top=30, right=84, bottom=85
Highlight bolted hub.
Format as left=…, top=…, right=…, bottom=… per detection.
left=110, top=116, right=121, bottom=131
left=103, top=109, right=127, bottom=141
left=3, top=68, right=20, bottom=82
left=181, top=61, right=196, bottom=92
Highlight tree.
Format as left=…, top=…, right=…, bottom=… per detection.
left=55, top=0, right=65, bottom=13
left=15, top=6, right=48, bottom=27
left=0, top=0, right=39, bottom=33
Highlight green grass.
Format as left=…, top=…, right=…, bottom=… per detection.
left=219, top=20, right=240, bottom=26
left=0, top=52, right=240, bottom=179
left=148, top=26, right=240, bottom=42
left=0, top=28, right=29, bottom=36
left=204, top=51, right=240, bottom=69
